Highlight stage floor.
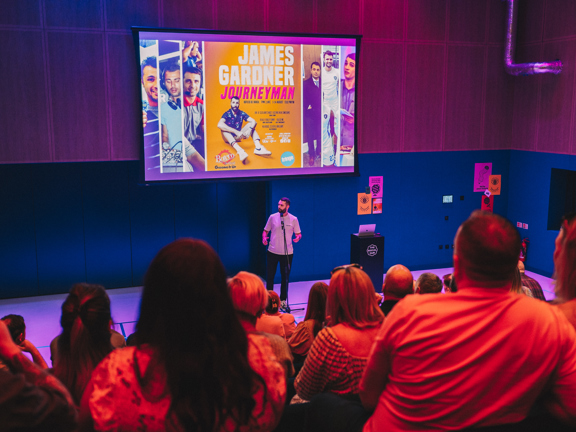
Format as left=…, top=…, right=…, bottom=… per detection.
left=0, top=268, right=555, bottom=367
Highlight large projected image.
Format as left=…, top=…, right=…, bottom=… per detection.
left=135, top=29, right=359, bottom=182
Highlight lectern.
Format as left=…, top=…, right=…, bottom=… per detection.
left=350, top=234, right=385, bottom=292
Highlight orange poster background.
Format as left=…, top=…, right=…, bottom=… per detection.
left=203, top=42, right=302, bottom=171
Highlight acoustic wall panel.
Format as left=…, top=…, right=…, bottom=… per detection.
left=363, top=0, right=404, bottom=41
left=0, top=165, right=39, bottom=298
left=483, top=46, right=514, bottom=150
left=0, top=0, right=42, bottom=27
left=360, top=42, right=403, bottom=153
left=105, top=0, right=159, bottom=30
left=163, top=0, right=214, bottom=29
left=82, top=162, right=133, bottom=288
left=173, top=182, right=219, bottom=247
left=108, top=34, right=140, bottom=161
left=268, top=0, right=314, bottom=34
left=404, top=43, right=444, bottom=152
left=34, top=163, right=87, bottom=295
left=544, top=0, right=576, bottom=41
left=317, top=0, right=360, bottom=35
left=488, top=0, right=506, bottom=44
left=516, top=0, right=544, bottom=45
left=0, top=30, right=51, bottom=163
left=48, top=32, right=109, bottom=161
left=407, top=0, right=446, bottom=42
left=217, top=0, right=266, bottom=32
left=45, top=0, right=102, bottom=29
left=448, top=0, right=487, bottom=43
left=537, top=40, right=576, bottom=154
left=444, top=45, right=485, bottom=151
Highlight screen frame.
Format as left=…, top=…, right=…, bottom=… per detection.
left=132, top=26, right=362, bottom=185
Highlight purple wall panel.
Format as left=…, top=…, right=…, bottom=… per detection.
left=536, top=40, right=576, bottom=154
left=108, top=34, right=140, bottom=160
left=516, top=0, right=544, bottom=45
left=511, top=45, right=541, bottom=151
left=444, top=45, right=485, bottom=151
left=363, top=0, right=404, bottom=40
left=359, top=42, right=403, bottom=153
left=404, top=43, right=444, bottom=152
left=484, top=46, right=514, bottom=150
left=46, top=0, right=102, bottom=29
left=544, top=0, right=576, bottom=41
left=106, top=0, right=159, bottom=30
left=269, top=0, right=314, bottom=34
left=163, top=0, right=214, bottom=29
left=317, top=0, right=359, bottom=35
left=407, top=0, right=446, bottom=42
left=0, top=30, right=51, bottom=163
left=0, top=0, right=41, bottom=27
left=448, top=0, right=487, bottom=43
left=48, top=32, right=109, bottom=161
left=488, top=0, right=506, bottom=44
left=217, top=0, right=266, bottom=32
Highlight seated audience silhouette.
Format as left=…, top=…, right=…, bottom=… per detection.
left=265, top=290, right=296, bottom=339
left=517, top=260, right=546, bottom=300
left=52, top=283, right=114, bottom=405
left=79, top=239, right=285, bottom=431
left=1, top=314, right=48, bottom=369
left=228, top=271, right=295, bottom=379
left=256, top=291, right=286, bottom=339
left=414, top=272, right=442, bottom=294
left=510, top=267, right=533, bottom=297
left=554, top=213, right=576, bottom=329
left=293, top=265, right=384, bottom=401
left=0, top=320, right=77, bottom=430
left=380, top=264, right=413, bottom=315
left=360, top=211, right=576, bottom=430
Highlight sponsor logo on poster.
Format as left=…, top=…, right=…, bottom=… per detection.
left=281, top=152, right=295, bottom=167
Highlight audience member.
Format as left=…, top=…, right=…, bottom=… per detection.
left=442, top=273, right=452, bottom=292
left=510, top=267, right=534, bottom=297
left=414, top=272, right=442, bottom=294
left=380, top=264, right=413, bottom=315
left=358, top=211, right=576, bottom=430
left=0, top=320, right=77, bottom=431
left=266, top=290, right=296, bottom=339
left=79, top=239, right=285, bottom=431
left=52, top=283, right=114, bottom=405
left=229, top=271, right=295, bottom=379
left=293, top=265, right=384, bottom=402
left=518, top=260, right=546, bottom=300
left=1, top=314, right=48, bottom=369
left=288, top=282, right=328, bottom=365
left=256, top=290, right=286, bottom=338
left=553, top=213, right=576, bottom=329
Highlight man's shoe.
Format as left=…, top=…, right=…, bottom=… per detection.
left=237, top=149, right=249, bottom=163
left=254, top=145, right=272, bottom=156
left=280, top=300, right=290, bottom=313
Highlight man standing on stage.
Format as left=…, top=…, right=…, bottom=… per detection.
left=263, top=197, right=302, bottom=311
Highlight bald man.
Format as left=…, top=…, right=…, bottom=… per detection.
left=380, top=264, right=413, bottom=316
left=518, top=260, right=546, bottom=300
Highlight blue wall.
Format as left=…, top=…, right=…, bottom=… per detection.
left=1, top=150, right=512, bottom=299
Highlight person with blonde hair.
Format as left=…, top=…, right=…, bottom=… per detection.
left=554, top=213, right=576, bottom=329
left=293, top=265, right=384, bottom=401
left=228, top=271, right=295, bottom=379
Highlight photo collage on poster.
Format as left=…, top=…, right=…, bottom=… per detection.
left=138, top=33, right=356, bottom=180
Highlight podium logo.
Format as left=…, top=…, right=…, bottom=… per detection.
left=367, top=244, right=378, bottom=257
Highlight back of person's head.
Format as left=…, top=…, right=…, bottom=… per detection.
left=137, top=239, right=260, bottom=431
left=455, top=211, right=521, bottom=287
left=383, top=265, right=414, bottom=299
left=554, top=213, right=576, bottom=301
left=304, top=282, right=328, bottom=336
left=266, top=290, right=281, bottom=314
left=442, top=274, right=454, bottom=292
left=227, top=271, right=268, bottom=318
left=53, top=283, right=113, bottom=404
left=416, top=273, right=443, bottom=294
left=328, top=266, right=384, bottom=328
left=1, top=314, right=25, bottom=343
left=510, top=267, right=524, bottom=294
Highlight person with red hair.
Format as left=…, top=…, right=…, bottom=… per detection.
left=553, top=213, right=576, bottom=329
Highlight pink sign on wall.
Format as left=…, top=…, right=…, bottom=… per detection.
left=474, top=163, right=492, bottom=192
left=369, top=176, right=383, bottom=198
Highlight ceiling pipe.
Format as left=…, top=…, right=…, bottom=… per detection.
left=504, top=0, right=562, bottom=76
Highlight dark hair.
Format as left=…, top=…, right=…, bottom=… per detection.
left=141, top=56, right=157, bottom=77
left=416, top=273, right=442, bottom=294
left=346, top=53, right=356, bottom=63
left=137, top=238, right=263, bottom=431
left=53, top=283, right=113, bottom=404
left=183, top=66, right=202, bottom=78
left=304, top=282, right=328, bottom=337
left=455, top=211, right=521, bottom=285
left=1, top=314, right=25, bottom=342
left=162, top=61, right=180, bottom=80
left=266, top=290, right=281, bottom=314
left=324, top=51, right=333, bottom=58
left=311, top=61, right=321, bottom=69
left=442, top=274, right=452, bottom=288
left=231, top=95, right=240, bottom=102
left=280, top=197, right=290, bottom=206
